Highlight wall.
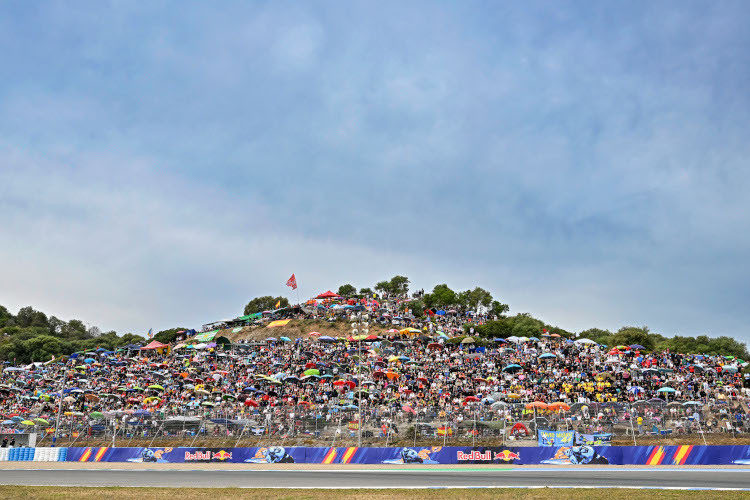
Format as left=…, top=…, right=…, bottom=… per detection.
left=62, top=445, right=750, bottom=465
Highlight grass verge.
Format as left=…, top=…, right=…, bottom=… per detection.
left=2, top=487, right=747, bottom=500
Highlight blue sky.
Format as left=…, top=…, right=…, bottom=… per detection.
left=1, top=1, right=749, bottom=340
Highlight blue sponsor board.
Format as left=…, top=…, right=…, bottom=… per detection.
left=64, top=445, right=750, bottom=465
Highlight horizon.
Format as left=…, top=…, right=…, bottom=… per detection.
left=1, top=2, right=749, bottom=342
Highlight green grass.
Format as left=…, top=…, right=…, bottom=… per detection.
left=1, top=487, right=745, bottom=500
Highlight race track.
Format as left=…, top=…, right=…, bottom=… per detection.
left=0, top=467, right=749, bottom=490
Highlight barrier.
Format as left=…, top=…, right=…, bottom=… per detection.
left=63, top=445, right=750, bottom=465
left=0, top=447, right=67, bottom=462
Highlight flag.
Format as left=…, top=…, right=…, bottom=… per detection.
left=148, top=328, right=153, bottom=338
left=274, top=300, right=281, bottom=308
left=437, top=426, right=453, bottom=436
left=286, top=274, right=297, bottom=290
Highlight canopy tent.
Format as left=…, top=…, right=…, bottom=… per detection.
left=235, top=313, right=262, bottom=321
left=316, top=291, right=342, bottom=299
left=141, top=341, right=170, bottom=354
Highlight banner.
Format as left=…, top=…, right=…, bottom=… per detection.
left=62, top=445, right=750, bottom=466
left=538, top=430, right=575, bottom=446
left=576, top=433, right=613, bottom=446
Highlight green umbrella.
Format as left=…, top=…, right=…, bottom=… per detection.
left=89, top=412, right=104, bottom=420
left=303, top=368, right=320, bottom=376
left=201, top=401, right=215, bottom=407
left=34, top=418, right=50, bottom=425
left=147, top=384, right=164, bottom=391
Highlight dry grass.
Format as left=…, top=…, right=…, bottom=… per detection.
left=2, top=487, right=744, bottom=500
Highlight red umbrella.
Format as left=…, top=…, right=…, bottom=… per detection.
left=402, top=405, right=416, bottom=414
left=464, top=396, right=480, bottom=403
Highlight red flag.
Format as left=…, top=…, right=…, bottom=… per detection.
left=286, top=274, right=297, bottom=290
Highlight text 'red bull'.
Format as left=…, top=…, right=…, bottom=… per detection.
left=184, top=451, right=212, bottom=461
left=456, top=450, right=493, bottom=461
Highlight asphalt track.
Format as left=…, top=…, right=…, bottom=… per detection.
left=1, top=467, right=750, bottom=490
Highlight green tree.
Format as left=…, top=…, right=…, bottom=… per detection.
left=0, top=306, right=12, bottom=329
left=243, top=296, right=290, bottom=315
left=399, top=299, right=425, bottom=318
left=359, top=287, right=374, bottom=298
left=458, top=287, right=493, bottom=311
left=510, top=313, right=545, bottom=338
left=374, top=281, right=391, bottom=295
left=388, top=275, right=410, bottom=296
left=612, top=326, right=655, bottom=351
left=578, top=328, right=612, bottom=344
left=423, top=284, right=457, bottom=309
left=153, top=327, right=189, bottom=344
left=490, top=301, right=510, bottom=318
left=337, top=284, right=357, bottom=298
left=15, top=306, right=48, bottom=329
left=61, top=319, right=88, bottom=340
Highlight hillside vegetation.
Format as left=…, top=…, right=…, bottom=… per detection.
left=0, top=273, right=747, bottom=363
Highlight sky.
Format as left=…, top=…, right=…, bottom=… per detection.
left=1, top=1, right=749, bottom=340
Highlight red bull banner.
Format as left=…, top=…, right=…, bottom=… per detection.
left=62, top=445, right=750, bottom=465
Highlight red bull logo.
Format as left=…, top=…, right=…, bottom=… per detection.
left=184, top=450, right=211, bottom=461
left=494, top=450, right=520, bottom=461
left=212, top=450, right=233, bottom=461
left=457, top=450, right=492, bottom=461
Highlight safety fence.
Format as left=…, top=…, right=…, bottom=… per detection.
left=35, top=400, right=750, bottom=448
left=63, top=444, right=750, bottom=465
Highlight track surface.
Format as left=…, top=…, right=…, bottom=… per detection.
left=0, top=468, right=749, bottom=489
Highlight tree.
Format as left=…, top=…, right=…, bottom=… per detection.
left=388, top=275, right=410, bottom=296
left=612, top=326, right=655, bottom=351
left=458, top=287, right=493, bottom=311
left=153, top=327, right=189, bottom=345
left=374, top=281, right=391, bottom=295
left=61, top=320, right=88, bottom=340
left=423, top=284, right=457, bottom=309
left=578, top=328, right=612, bottom=344
left=359, top=287, right=374, bottom=298
left=0, top=306, right=12, bottom=329
left=337, top=284, right=357, bottom=298
left=399, top=299, right=424, bottom=318
left=490, top=300, right=510, bottom=318
left=510, top=313, right=545, bottom=338
left=15, top=306, right=48, bottom=329
left=243, top=296, right=290, bottom=315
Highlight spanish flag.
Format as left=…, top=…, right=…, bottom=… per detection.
left=437, top=426, right=452, bottom=436
left=275, top=300, right=281, bottom=308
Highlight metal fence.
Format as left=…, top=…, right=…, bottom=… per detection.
left=20, top=399, right=750, bottom=448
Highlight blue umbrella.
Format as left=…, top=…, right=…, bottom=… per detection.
left=280, top=337, right=292, bottom=342
left=502, top=364, right=522, bottom=372
left=83, top=358, right=95, bottom=364
left=539, top=353, right=557, bottom=359
left=630, top=344, right=646, bottom=350
left=493, top=338, right=507, bottom=343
